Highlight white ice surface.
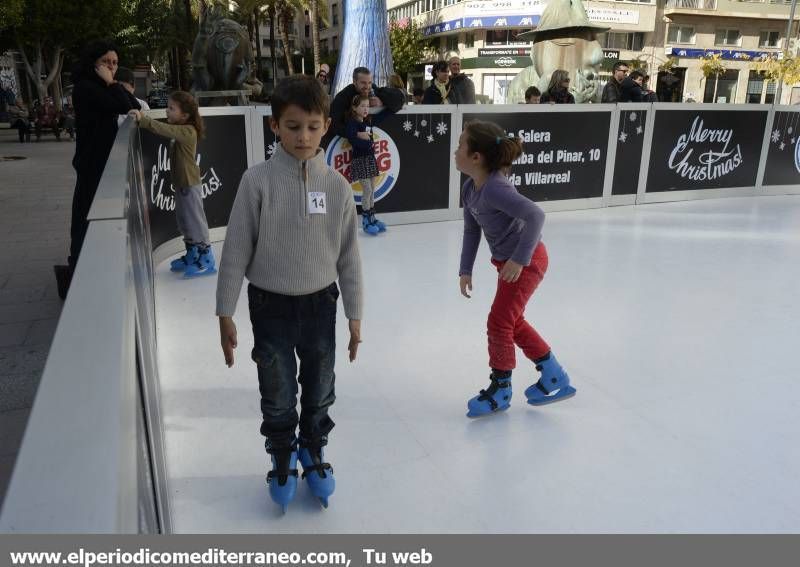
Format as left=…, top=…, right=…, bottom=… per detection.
left=155, top=195, right=800, bottom=533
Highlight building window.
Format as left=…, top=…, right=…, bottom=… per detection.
left=446, top=35, right=459, bottom=51
left=667, top=25, right=695, bottom=44
left=305, top=25, right=310, bottom=38
left=714, top=29, right=741, bottom=47
left=746, top=70, right=765, bottom=103
left=703, top=69, right=739, bottom=103
left=332, top=36, right=338, bottom=50
left=486, top=29, right=532, bottom=45
left=600, top=32, right=644, bottom=51
left=465, top=32, right=475, bottom=48
left=332, top=3, right=338, bottom=26
left=760, top=31, right=781, bottom=48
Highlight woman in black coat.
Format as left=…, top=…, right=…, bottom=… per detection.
left=422, top=61, right=452, bottom=104
left=57, top=40, right=140, bottom=298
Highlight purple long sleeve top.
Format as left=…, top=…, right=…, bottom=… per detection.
left=459, top=171, right=545, bottom=276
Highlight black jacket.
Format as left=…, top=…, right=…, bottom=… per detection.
left=331, top=84, right=404, bottom=138
left=71, top=73, right=140, bottom=175
left=448, top=73, right=475, bottom=104
left=620, top=77, right=644, bottom=103
left=601, top=80, right=622, bottom=103
left=540, top=88, right=575, bottom=104
left=422, top=82, right=449, bottom=104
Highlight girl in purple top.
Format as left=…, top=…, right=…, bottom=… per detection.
left=455, top=120, right=576, bottom=417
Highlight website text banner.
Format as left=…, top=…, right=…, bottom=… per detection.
left=3, top=535, right=800, bottom=567
left=647, top=109, right=768, bottom=192
left=462, top=111, right=612, bottom=201
left=763, top=110, right=800, bottom=186
left=141, top=115, right=249, bottom=249
left=613, top=108, right=648, bottom=196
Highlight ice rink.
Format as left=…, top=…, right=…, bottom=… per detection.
left=155, top=195, right=800, bottom=533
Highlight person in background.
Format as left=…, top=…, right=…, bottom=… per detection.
left=620, top=70, right=644, bottom=103
left=316, top=63, right=332, bottom=95
left=8, top=97, right=32, bottom=143
left=115, top=67, right=150, bottom=125
left=56, top=39, right=140, bottom=300
left=525, top=86, right=541, bottom=104
left=411, top=88, right=424, bottom=105
left=423, top=61, right=451, bottom=104
left=540, top=70, right=575, bottom=104
left=448, top=56, right=476, bottom=104
left=601, top=61, right=628, bottom=103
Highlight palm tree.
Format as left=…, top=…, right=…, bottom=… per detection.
left=302, top=0, right=329, bottom=74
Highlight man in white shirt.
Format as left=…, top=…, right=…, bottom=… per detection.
left=115, top=67, right=149, bottom=125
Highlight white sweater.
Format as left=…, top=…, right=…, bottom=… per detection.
left=216, top=144, right=363, bottom=320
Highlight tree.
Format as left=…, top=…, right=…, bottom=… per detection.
left=388, top=17, right=432, bottom=82
left=303, top=0, right=328, bottom=75
left=753, top=51, right=800, bottom=89
left=0, top=0, right=127, bottom=107
left=275, top=0, right=304, bottom=75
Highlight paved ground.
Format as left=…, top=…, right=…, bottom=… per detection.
left=0, top=126, right=75, bottom=508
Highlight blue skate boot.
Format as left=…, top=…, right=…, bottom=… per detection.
left=266, top=445, right=299, bottom=514
left=367, top=209, right=387, bottom=232
left=184, top=246, right=217, bottom=278
left=298, top=443, right=335, bottom=508
left=362, top=211, right=379, bottom=235
left=525, top=352, right=576, bottom=406
left=466, top=371, right=512, bottom=418
left=170, top=244, right=199, bottom=273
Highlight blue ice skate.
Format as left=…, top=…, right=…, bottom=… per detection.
left=298, top=445, right=335, bottom=508
left=466, top=373, right=512, bottom=418
left=170, top=245, right=199, bottom=272
left=362, top=212, right=379, bottom=235
left=266, top=447, right=299, bottom=514
left=184, top=247, right=217, bottom=278
left=525, top=353, right=576, bottom=406
left=367, top=209, right=387, bottom=232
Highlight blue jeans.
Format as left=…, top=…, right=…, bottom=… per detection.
left=248, top=283, right=338, bottom=451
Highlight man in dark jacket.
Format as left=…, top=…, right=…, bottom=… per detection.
left=601, top=61, right=628, bottom=103
left=448, top=57, right=475, bottom=104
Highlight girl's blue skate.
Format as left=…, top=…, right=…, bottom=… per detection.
left=184, top=247, right=217, bottom=278
left=298, top=445, right=335, bottom=508
left=525, top=353, right=576, bottom=406
left=362, top=212, right=379, bottom=235
left=367, top=209, right=387, bottom=232
left=266, top=447, right=299, bottom=514
left=170, top=245, right=199, bottom=272
left=466, top=374, right=512, bottom=418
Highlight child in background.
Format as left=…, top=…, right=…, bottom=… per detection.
left=216, top=75, right=363, bottom=513
left=130, top=91, right=215, bottom=277
left=345, top=94, right=391, bottom=235
left=455, top=120, right=576, bottom=418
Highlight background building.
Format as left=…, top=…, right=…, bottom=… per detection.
left=387, top=0, right=800, bottom=103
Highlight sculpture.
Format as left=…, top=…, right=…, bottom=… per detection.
left=506, top=0, right=608, bottom=104
left=332, top=0, right=394, bottom=94
left=191, top=2, right=253, bottom=97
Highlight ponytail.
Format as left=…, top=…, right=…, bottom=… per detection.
left=462, top=120, right=523, bottom=172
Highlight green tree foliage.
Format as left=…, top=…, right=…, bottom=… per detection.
left=388, top=17, right=431, bottom=81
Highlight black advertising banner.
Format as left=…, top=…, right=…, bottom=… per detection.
left=462, top=111, right=612, bottom=201
left=612, top=109, right=647, bottom=195
left=263, top=112, right=452, bottom=213
left=647, top=109, right=767, bottom=192
left=762, top=111, right=800, bottom=186
left=140, top=114, right=249, bottom=249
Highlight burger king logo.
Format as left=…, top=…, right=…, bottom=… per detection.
left=326, top=127, right=400, bottom=204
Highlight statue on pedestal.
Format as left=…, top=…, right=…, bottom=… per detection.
left=506, top=0, right=608, bottom=104
left=191, top=1, right=254, bottom=103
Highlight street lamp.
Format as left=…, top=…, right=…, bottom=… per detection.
left=776, top=0, right=799, bottom=104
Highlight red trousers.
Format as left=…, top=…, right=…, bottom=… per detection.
left=487, top=242, right=550, bottom=371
